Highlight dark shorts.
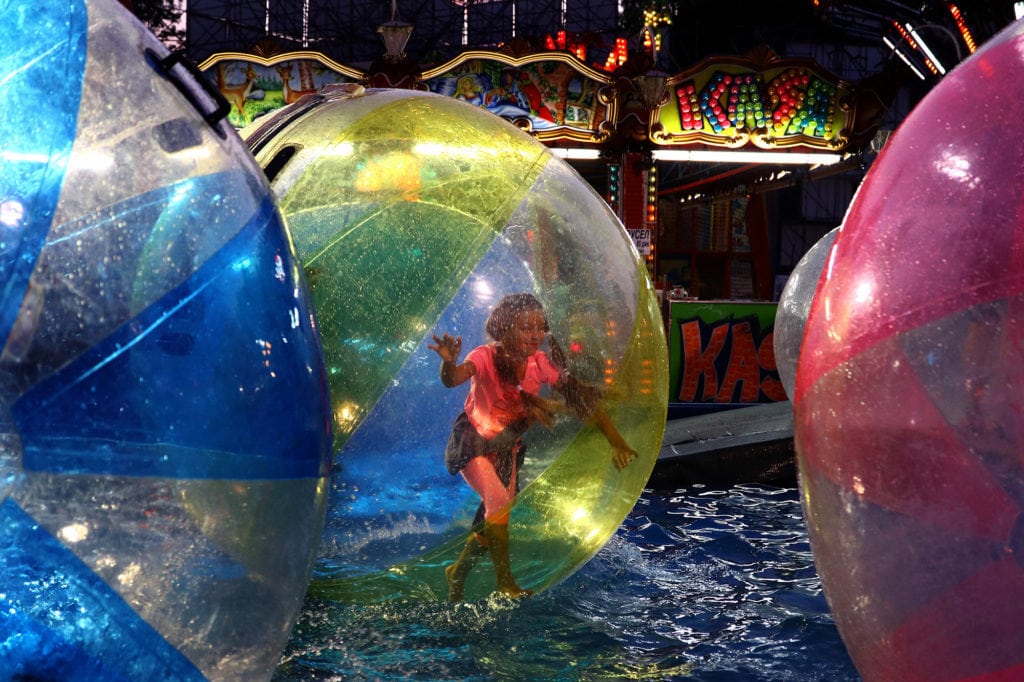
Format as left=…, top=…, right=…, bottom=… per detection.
left=444, top=411, right=527, bottom=483
left=444, top=412, right=529, bottom=528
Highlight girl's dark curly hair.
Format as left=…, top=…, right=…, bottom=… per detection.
left=486, top=292, right=603, bottom=419
left=484, top=293, right=547, bottom=342
left=487, top=293, right=547, bottom=388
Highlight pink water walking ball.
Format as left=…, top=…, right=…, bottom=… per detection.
left=795, top=19, right=1024, bottom=682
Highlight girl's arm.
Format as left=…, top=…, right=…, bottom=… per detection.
left=428, top=333, right=476, bottom=387
left=553, top=370, right=637, bottom=470
left=590, top=408, right=638, bottom=470
left=520, top=391, right=570, bottom=429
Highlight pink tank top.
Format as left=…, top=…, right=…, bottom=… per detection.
left=464, top=344, right=561, bottom=440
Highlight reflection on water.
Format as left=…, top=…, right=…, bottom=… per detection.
left=275, top=484, right=859, bottom=681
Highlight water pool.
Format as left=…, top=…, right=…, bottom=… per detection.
left=275, top=483, right=859, bottom=681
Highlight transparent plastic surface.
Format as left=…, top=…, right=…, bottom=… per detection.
left=0, top=1, right=331, bottom=679
left=248, top=89, right=669, bottom=602
left=794, top=20, right=1024, bottom=682
left=774, top=227, right=837, bottom=399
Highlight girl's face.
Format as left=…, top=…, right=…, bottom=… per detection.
left=507, top=310, right=547, bottom=357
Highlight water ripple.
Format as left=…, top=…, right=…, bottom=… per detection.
left=276, top=484, right=860, bottom=681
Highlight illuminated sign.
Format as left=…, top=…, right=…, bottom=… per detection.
left=199, top=48, right=869, bottom=154
left=654, top=54, right=853, bottom=150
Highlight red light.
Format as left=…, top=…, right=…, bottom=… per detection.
left=892, top=20, right=940, bottom=74
left=948, top=4, right=977, bottom=53
left=616, top=38, right=628, bottom=64
left=569, top=340, right=584, bottom=354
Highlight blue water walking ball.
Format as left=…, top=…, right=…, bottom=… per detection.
left=0, top=1, right=332, bottom=679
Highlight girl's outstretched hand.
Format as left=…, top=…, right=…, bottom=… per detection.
left=429, top=333, right=462, bottom=363
left=612, top=445, right=638, bottom=470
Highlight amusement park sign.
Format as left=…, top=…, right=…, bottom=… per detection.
left=200, top=46, right=865, bottom=154
left=655, top=53, right=854, bottom=150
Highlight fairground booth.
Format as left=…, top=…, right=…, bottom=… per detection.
left=199, top=21, right=896, bottom=415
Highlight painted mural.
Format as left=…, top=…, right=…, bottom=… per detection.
left=199, top=48, right=867, bottom=153
left=668, top=301, right=784, bottom=405
left=423, top=56, right=614, bottom=142
left=201, top=53, right=361, bottom=129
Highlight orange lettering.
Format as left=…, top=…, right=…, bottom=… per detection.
left=758, top=331, right=787, bottom=401
left=717, top=322, right=760, bottom=402
left=679, top=320, right=727, bottom=401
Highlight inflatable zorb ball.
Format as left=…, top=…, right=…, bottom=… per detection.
left=0, top=1, right=331, bottom=679
left=244, top=88, right=668, bottom=602
left=795, top=20, right=1024, bottom=682
left=774, top=227, right=837, bottom=399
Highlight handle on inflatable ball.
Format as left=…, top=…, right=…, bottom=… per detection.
left=146, top=49, right=231, bottom=131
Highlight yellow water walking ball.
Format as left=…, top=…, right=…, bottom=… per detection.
left=245, top=87, right=668, bottom=602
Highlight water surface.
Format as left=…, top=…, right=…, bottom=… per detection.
left=276, top=484, right=860, bottom=681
